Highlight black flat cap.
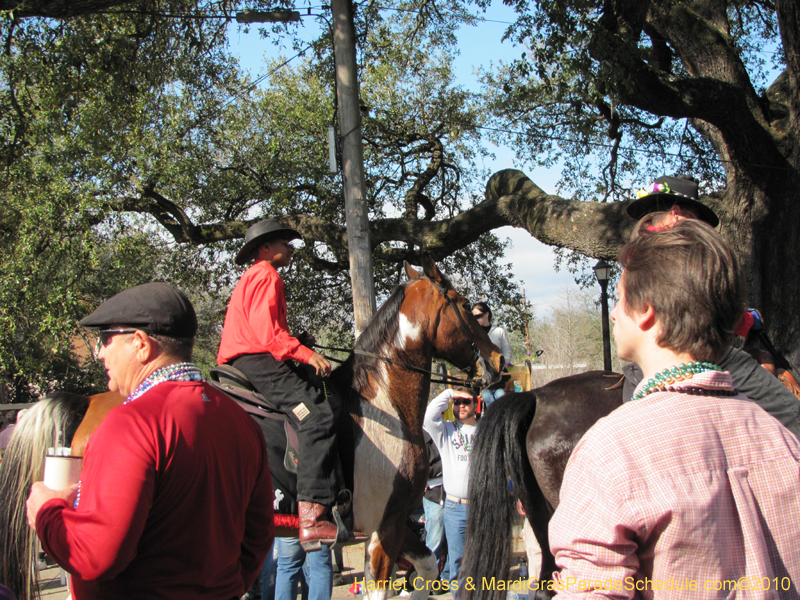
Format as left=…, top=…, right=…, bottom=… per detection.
left=627, top=175, right=719, bottom=227
left=235, top=219, right=301, bottom=266
left=80, top=283, right=198, bottom=338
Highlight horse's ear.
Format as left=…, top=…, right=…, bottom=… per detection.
left=421, top=254, right=444, bottom=285
left=404, top=261, right=421, bottom=280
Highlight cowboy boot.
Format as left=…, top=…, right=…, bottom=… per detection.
left=298, top=501, right=339, bottom=551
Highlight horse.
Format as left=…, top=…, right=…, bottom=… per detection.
left=0, top=256, right=503, bottom=600
left=0, top=392, right=93, bottom=600
left=461, top=371, right=624, bottom=600
left=0, top=390, right=125, bottom=600
left=69, top=391, right=124, bottom=456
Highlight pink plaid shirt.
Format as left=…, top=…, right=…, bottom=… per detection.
left=550, top=370, right=800, bottom=599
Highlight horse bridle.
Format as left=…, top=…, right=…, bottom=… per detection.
left=314, top=278, right=490, bottom=388
left=434, top=280, right=485, bottom=376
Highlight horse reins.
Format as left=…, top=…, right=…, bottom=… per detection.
left=313, top=344, right=483, bottom=387
left=312, top=277, right=489, bottom=388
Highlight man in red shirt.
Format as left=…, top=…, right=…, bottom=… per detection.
left=218, top=219, right=338, bottom=550
left=26, top=282, right=274, bottom=600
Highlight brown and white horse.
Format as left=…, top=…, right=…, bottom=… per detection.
left=325, top=257, right=502, bottom=600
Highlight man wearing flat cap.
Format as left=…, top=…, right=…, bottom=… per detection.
left=26, top=282, right=274, bottom=600
left=217, top=219, right=339, bottom=550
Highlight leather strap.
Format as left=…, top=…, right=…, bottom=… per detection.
left=446, top=493, right=469, bottom=504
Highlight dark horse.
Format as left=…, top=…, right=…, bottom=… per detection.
left=461, top=371, right=624, bottom=600
left=0, top=256, right=502, bottom=600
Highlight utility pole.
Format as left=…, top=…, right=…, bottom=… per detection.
left=331, top=0, right=376, bottom=337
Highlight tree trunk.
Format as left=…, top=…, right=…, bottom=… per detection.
left=726, top=172, right=800, bottom=370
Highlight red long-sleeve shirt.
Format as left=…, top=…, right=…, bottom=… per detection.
left=36, top=381, right=274, bottom=600
left=217, top=260, right=313, bottom=365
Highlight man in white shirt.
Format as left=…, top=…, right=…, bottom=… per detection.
left=423, top=387, right=478, bottom=588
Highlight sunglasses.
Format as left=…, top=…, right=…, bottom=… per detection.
left=472, top=311, right=487, bottom=318
left=453, top=399, right=473, bottom=406
left=94, top=329, right=138, bottom=354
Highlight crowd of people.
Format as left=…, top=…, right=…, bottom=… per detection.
left=2, top=173, right=799, bottom=600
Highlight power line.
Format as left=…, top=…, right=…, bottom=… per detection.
left=93, top=3, right=789, bottom=173
left=95, top=8, right=325, bottom=19
left=219, top=43, right=313, bottom=110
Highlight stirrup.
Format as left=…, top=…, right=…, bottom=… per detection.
left=301, top=538, right=324, bottom=552
left=330, top=503, right=351, bottom=550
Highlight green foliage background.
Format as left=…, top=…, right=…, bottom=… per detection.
left=0, top=3, right=527, bottom=401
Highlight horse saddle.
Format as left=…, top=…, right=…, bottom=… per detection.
left=209, top=364, right=300, bottom=473
left=208, top=364, right=354, bottom=539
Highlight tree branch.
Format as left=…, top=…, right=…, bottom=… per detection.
left=589, top=2, right=788, bottom=180
left=403, top=138, right=443, bottom=220
left=141, top=185, right=200, bottom=243
left=105, top=170, right=641, bottom=264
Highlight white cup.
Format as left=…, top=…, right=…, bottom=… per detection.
left=43, top=455, right=83, bottom=489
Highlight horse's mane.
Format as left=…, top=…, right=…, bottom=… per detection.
left=0, top=392, right=90, bottom=600
left=331, top=282, right=407, bottom=396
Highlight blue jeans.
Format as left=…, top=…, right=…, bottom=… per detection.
left=261, top=541, right=277, bottom=600
left=275, top=537, right=333, bottom=600
left=442, top=499, right=468, bottom=585
left=423, top=496, right=450, bottom=581
left=481, top=387, right=505, bottom=407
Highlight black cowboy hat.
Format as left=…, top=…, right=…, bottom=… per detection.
left=626, top=175, right=719, bottom=227
left=235, top=219, right=302, bottom=266
left=80, top=282, right=198, bottom=338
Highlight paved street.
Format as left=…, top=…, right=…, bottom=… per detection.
left=34, top=536, right=535, bottom=600
left=34, top=542, right=454, bottom=600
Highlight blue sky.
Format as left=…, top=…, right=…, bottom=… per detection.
left=226, top=3, right=583, bottom=316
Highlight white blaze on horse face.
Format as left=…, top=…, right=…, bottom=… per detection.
left=396, top=311, right=423, bottom=350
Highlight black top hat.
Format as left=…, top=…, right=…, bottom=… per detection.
left=626, top=176, right=719, bottom=227
left=235, top=219, right=302, bottom=266
left=80, top=282, right=198, bottom=338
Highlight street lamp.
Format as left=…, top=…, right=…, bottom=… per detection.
left=593, top=259, right=613, bottom=372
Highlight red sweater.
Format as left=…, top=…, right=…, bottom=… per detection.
left=217, top=260, right=314, bottom=365
left=36, top=381, right=274, bottom=600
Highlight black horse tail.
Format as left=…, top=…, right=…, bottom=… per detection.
left=0, top=392, right=89, bottom=600
left=462, top=392, right=539, bottom=600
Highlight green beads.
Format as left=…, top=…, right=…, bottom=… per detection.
left=632, top=362, right=722, bottom=401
